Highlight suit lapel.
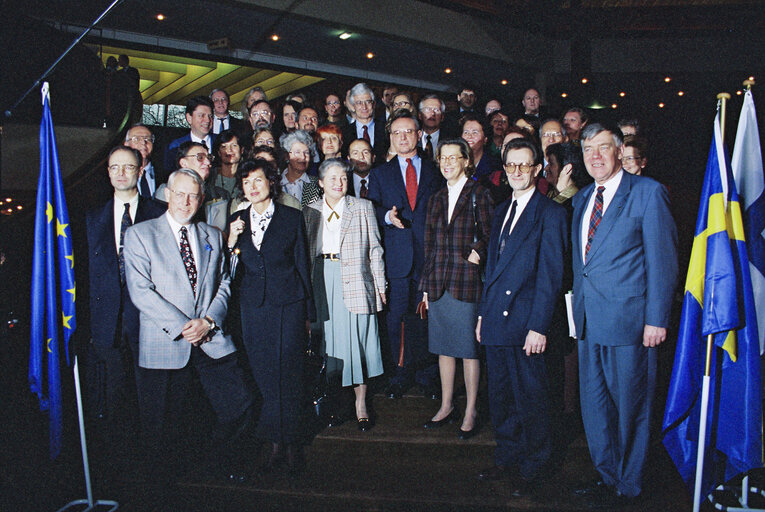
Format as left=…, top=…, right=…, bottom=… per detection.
left=157, top=218, right=196, bottom=297
left=485, top=198, right=510, bottom=285
left=194, top=223, right=211, bottom=301
left=339, top=196, right=354, bottom=244
left=390, top=160, right=409, bottom=210
left=413, top=160, right=433, bottom=211
left=93, top=199, right=117, bottom=256
left=583, top=174, right=631, bottom=266
left=572, top=185, right=593, bottom=266
left=487, top=192, right=539, bottom=285
left=448, top=180, right=472, bottom=227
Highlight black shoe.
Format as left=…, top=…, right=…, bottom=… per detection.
left=477, top=465, right=511, bottom=481
left=457, top=421, right=480, bottom=440
left=385, top=382, right=405, bottom=399
left=357, top=417, right=372, bottom=432
left=424, top=408, right=460, bottom=429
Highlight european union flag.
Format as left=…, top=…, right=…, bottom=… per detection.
left=662, top=107, right=763, bottom=497
left=29, top=83, right=76, bottom=459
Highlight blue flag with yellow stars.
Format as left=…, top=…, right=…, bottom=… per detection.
left=662, top=106, right=763, bottom=497
left=29, top=82, right=76, bottom=459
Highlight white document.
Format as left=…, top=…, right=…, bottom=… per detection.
left=565, top=292, right=576, bottom=339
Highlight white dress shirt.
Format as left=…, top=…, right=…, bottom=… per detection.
left=352, top=173, right=369, bottom=198
left=447, top=175, right=468, bottom=223
left=421, top=130, right=440, bottom=154
left=213, top=115, right=230, bottom=135
left=113, top=192, right=139, bottom=251
left=384, top=154, right=422, bottom=225
left=250, top=200, right=275, bottom=250
left=141, top=162, right=157, bottom=196
left=165, top=212, right=199, bottom=275
left=355, top=120, right=375, bottom=147
left=500, top=186, right=535, bottom=236
left=321, top=198, right=345, bottom=254
left=580, top=169, right=623, bottom=262
left=190, top=132, right=213, bottom=152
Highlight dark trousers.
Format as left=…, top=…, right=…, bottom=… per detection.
left=136, top=348, right=252, bottom=454
left=387, top=276, right=437, bottom=387
left=578, top=340, right=656, bottom=498
left=486, top=345, right=551, bottom=479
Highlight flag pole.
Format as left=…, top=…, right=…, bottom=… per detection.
left=692, top=92, right=732, bottom=512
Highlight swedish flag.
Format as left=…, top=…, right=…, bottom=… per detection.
left=29, top=83, right=76, bottom=459
left=662, top=107, right=762, bottom=496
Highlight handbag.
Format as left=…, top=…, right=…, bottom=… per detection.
left=470, top=187, right=486, bottom=282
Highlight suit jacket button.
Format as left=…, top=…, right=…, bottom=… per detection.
left=583, top=272, right=588, bottom=277
left=505, top=290, right=511, bottom=295
left=503, top=311, right=508, bottom=317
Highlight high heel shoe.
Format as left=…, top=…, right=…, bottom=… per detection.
left=457, top=420, right=481, bottom=440
left=423, top=408, right=460, bottom=429
left=357, top=417, right=372, bottom=431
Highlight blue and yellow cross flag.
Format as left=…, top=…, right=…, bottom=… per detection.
left=662, top=106, right=763, bottom=496
left=29, top=82, right=76, bottom=459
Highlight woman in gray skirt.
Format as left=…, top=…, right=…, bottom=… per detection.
left=419, top=139, right=493, bottom=439
left=303, top=158, right=387, bottom=431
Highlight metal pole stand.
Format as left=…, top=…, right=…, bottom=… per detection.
left=55, top=357, right=118, bottom=512
left=707, top=475, right=765, bottom=511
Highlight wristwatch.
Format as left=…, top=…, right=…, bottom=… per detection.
left=204, top=315, right=220, bottom=335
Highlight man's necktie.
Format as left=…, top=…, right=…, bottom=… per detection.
left=118, top=203, right=132, bottom=285
left=179, top=226, right=197, bottom=295
left=498, top=200, right=517, bottom=257
left=405, top=158, right=418, bottom=211
left=359, top=178, right=368, bottom=198
left=585, top=186, right=606, bottom=261
left=139, top=173, right=151, bottom=198
left=362, top=125, right=370, bottom=143
left=425, top=134, right=433, bottom=160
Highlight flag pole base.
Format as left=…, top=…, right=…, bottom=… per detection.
left=707, top=477, right=765, bottom=511
left=55, top=498, right=119, bottom=512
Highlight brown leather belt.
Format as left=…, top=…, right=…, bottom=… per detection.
left=321, top=253, right=340, bottom=261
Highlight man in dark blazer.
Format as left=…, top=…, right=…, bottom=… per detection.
left=367, top=110, right=444, bottom=398
left=163, top=96, right=215, bottom=174
left=475, top=139, right=567, bottom=494
left=571, top=124, right=677, bottom=506
left=210, top=89, right=247, bottom=138
left=83, top=145, right=165, bottom=431
left=346, top=138, right=375, bottom=198
left=342, top=83, right=388, bottom=163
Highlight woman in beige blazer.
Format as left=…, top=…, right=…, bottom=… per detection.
left=304, top=158, right=386, bottom=431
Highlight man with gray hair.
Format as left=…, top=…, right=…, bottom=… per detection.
left=343, top=83, right=388, bottom=162
left=418, top=94, right=447, bottom=160
left=280, top=130, right=322, bottom=208
left=209, top=89, right=247, bottom=136
left=124, top=167, right=252, bottom=478
left=241, top=86, right=267, bottom=117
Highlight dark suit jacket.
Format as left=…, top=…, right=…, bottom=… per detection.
left=479, top=190, right=568, bottom=346
left=366, top=156, right=444, bottom=279
left=419, top=180, right=493, bottom=303
left=163, top=132, right=216, bottom=174
left=85, top=196, right=165, bottom=349
left=232, top=202, right=315, bottom=321
left=571, top=171, right=678, bottom=346
left=342, top=119, right=388, bottom=162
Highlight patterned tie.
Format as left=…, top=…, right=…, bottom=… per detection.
left=585, top=186, right=606, bottom=261
left=425, top=134, right=433, bottom=160
left=139, top=173, right=151, bottom=198
left=359, top=178, right=368, bottom=198
left=405, top=158, right=418, bottom=211
left=498, top=200, right=517, bottom=257
left=179, top=226, right=197, bottom=295
left=118, top=202, right=132, bottom=285
left=362, top=125, right=370, bottom=143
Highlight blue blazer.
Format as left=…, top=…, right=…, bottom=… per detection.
left=571, top=171, right=678, bottom=346
left=85, top=196, right=165, bottom=348
left=479, top=190, right=568, bottom=346
left=366, top=156, right=444, bottom=279
left=163, top=132, right=216, bottom=174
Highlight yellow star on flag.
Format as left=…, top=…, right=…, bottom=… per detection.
left=46, top=202, right=53, bottom=223
left=65, top=254, right=74, bottom=269
left=62, top=313, right=73, bottom=330
left=47, top=338, right=52, bottom=353
left=56, top=219, right=68, bottom=238
left=67, top=285, right=76, bottom=302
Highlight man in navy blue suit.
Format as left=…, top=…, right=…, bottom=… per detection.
left=83, top=145, right=165, bottom=430
left=367, top=110, right=443, bottom=398
left=163, top=96, right=215, bottom=174
left=571, top=124, right=677, bottom=506
left=475, top=139, right=567, bottom=494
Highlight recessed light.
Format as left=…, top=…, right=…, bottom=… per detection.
left=561, top=92, right=568, bottom=98
left=748, top=76, right=755, bottom=81
left=619, top=92, right=626, bottom=97
left=4, top=198, right=11, bottom=202
left=677, top=91, right=684, bottom=96
left=271, top=34, right=280, bottom=41
left=658, top=102, right=665, bottom=108
left=664, top=76, right=671, bottom=82
left=501, top=80, right=508, bottom=85
left=611, top=104, right=618, bottom=109
left=444, top=68, right=452, bottom=74
left=581, top=78, right=588, bottom=84
left=155, top=13, right=165, bottom=21
left=339, top=32, right=352, bottom=40
left=737, top=90, right=743, bottom=95
left=16, top=205, right=22, bottom=210
left=366, top=52, right=374, bottom=59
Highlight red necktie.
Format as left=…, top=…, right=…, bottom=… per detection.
left=362, top=125, right=370, bottom=143
left=359, top=178, right=368, bottom=198
left=405, top=158, right=417, bottom=211
left=585, top=186, right=605, bottom=261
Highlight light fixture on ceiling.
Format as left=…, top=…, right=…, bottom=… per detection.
left=444, top=68, right=452, bottom=74
left=619, top=92, right=626, bottom=97
left=748, top=75, right=755, bottom=81
left=366, top=52, right=374, bottom=59
left=581, top=78, right=588, bottom=84
left=677, top=91, right=684, bottom=96
left=16, top=205, right=22, bottom=210
left=736, top=90, right=743, bottom=95
left=664, top=76, right=671, bottom=83
left=271, top=34, right=280, bottom=41
left=501, top=79, right=508, bottom=85
left=339, top=32, right=352, bottom=40
left=4, top=198, right=11, bottom=202
left=611, top=104, right=618, bottom=109
left=658, top=102, right=665, bottom=108
left=561, top=92, right=568, bottom=98
left=155, top=13, right=165, bottom=21
left=587, top=100, right=606, bottom=110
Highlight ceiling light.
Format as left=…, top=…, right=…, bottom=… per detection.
left=611, top=104, right=618, bottom=109
left=561, top=92, right=568, bottom=98
left=677, top=91, right=684, bottom=96
left=16, top=205, right=22, bottom=210
left=339, top=32, right=352, bottom=40
left=658, top=102, right=665, bottom=108
left=501, top=80, right=508, bottom=85
left=4, top=198, right=11, bottom=202
left=664, top=76, right=671, bottom=82
left=748, top=76, right=755, bottom=81
left=444, top=68, right=452, bottom=74
left=271, top=34, right=280, bottom=41
left=737, top=90, right=743, bottom=95
left=619, top=92, right=626, bottom=97
left=581, top=78, right=588, bottom=84
left=366, top=52, right=374, bottom=59
left=155, top=13, right=165, bottom=21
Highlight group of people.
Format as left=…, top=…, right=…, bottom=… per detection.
left=80, top=81, right=677, bottom=508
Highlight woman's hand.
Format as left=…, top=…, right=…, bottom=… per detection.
left=467, top=250, right=481, bottom=265
left=228, top=217, right=245, bottom=248
left=421, top=292, right=429, bottom=310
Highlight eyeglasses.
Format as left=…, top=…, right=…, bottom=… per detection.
left=542, top=131, right=563, bottom=139
left=421, top=107, right=441, bottom=114
left=438, top=155, right=464, bottom=164
left=183, top=153, right=211, bottom=163
left=392, top=101, right=411, bottom=108
left=299, top=115, right=318, bottom=123
left=491, top=118, right=509, bottom=124
left=504, top=163, right=536, bottom=174
left=462, top=130, right=483, bottom=137
left=391, top=129, right=415, bottom=136
left=250, top=110, right=272, bottom=118
left=255, top=138, right=275, bottom=146
left=354, top=99, right=374, bottom=107
left=211, top=97, right=228, bottom=103
left=108, top=164, right=139, bottom=175
left=325, top=100, right=341, bottom=106
left=168, top=189, right=203, bottom=202
left=350, top=149, right=372, bottom=157
left=220, top=142, right=240, bottom=151
left=126, top=135, right=155, bottom=144
left=289, top=150, right=311, bottom=158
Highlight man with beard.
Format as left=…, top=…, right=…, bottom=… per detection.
left=346, top=138, right=375, bottom=198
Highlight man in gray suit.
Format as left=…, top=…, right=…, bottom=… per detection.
left=124, top=168, right=251, bottom=474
